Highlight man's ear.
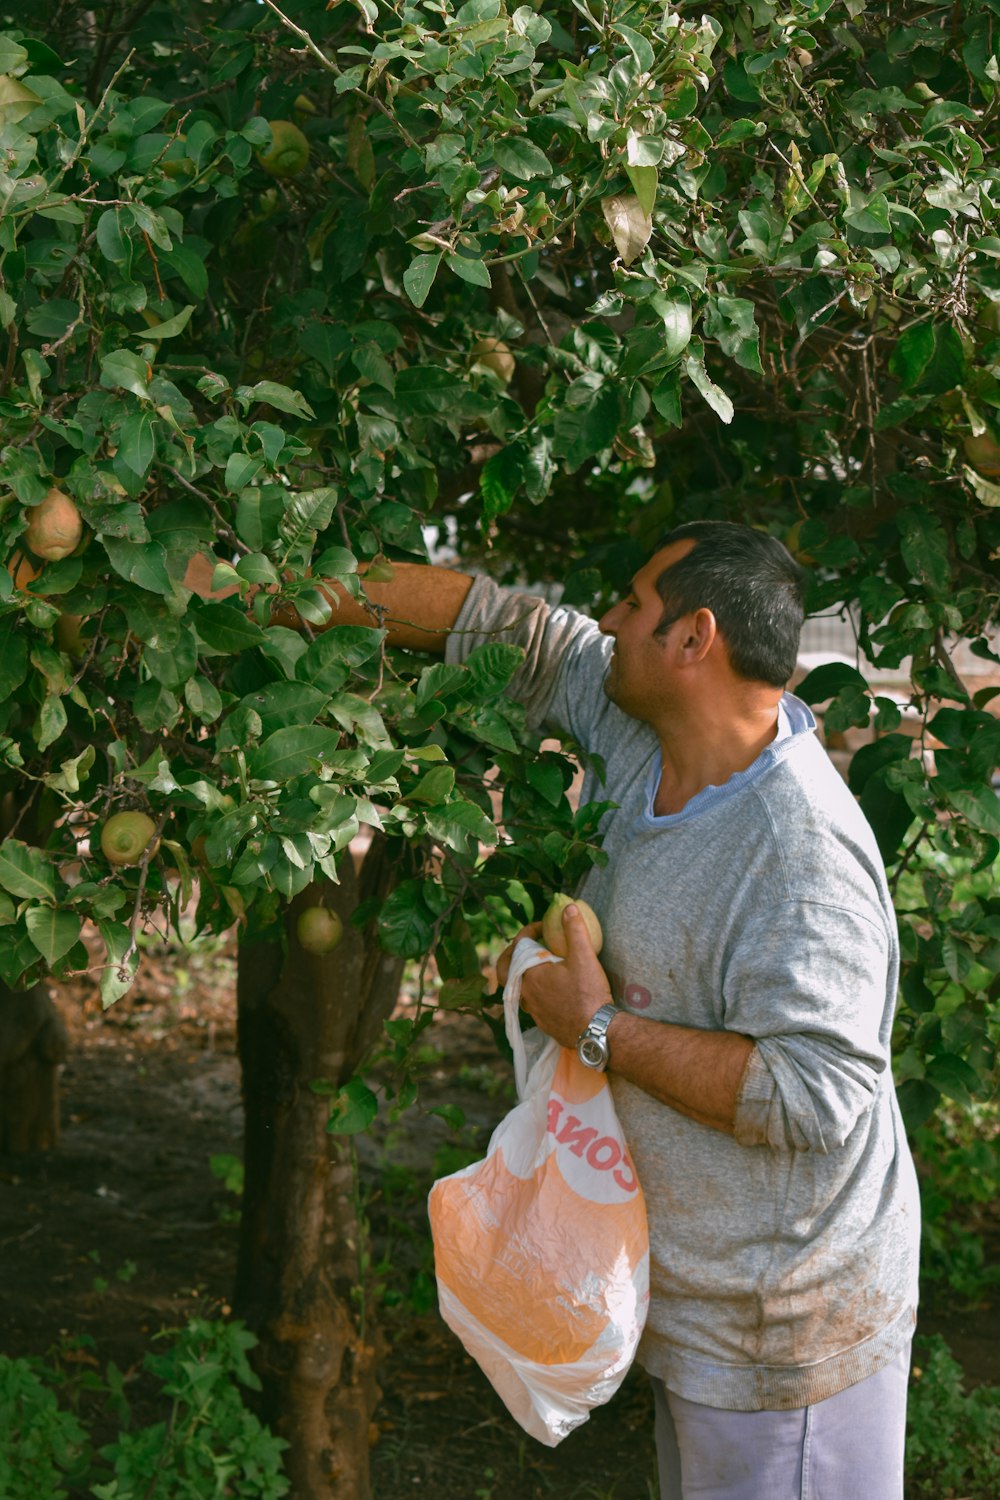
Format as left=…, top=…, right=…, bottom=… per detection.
left=676, top=607, right=717, bottom=664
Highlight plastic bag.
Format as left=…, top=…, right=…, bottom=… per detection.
left=428, top=938, right=649, bottom=1446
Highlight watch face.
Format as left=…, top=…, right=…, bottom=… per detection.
left=579, top=1034, right=609, bottom=1070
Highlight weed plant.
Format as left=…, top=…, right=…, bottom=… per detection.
left=906, top=1335, right=1000, bottom=1500
left=0, top=1320, right=288, bottom=1499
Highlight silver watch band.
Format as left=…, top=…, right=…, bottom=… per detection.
left=577, top=1001, right=619, bottom=1071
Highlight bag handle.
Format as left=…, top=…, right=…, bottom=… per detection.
left=502, top=937, right=561, bottom=1098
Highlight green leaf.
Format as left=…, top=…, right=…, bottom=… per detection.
left=889, top=322, right=964, bottom=395
left=96, top=208, right=131, bottom=266
left=326, top=1078, right=378, bottom=1135
left=425, top=799, right=498, bottom=853
left=896, top=1078, right=939, bottom=1131
left=194, top=603, right=266, bottom=654
left=377, top=881, right=436, bottom=958
left=925, top=1053, right=983, bottom=1107
left=796, top=662, right=870, bottom=705
left=117, top=411, right=156, bottom=477
left=44, top=745, right=96, bottom=795
left=36, top=693, right=67, bottom=751
left=0, top=840, right=56, bottom=902
left=141, top=304, right=194, bottom=340
left=403, top=254, right=441, bottom=308
left=297, top=626, right=384, bottom=687
left=0, top=620, right=29, bottom=700
left=243, top=380, right=315, bottom=419
left=225, top=451, right=264, bottom=492
left=250, top=727, right=342, bottom=782
left=552, top=380, right=620, bottom=469
left=464, top=642, right=525, bottom=699
left=394, top=367, right=465, bottom=414
left=684, top=351, right=733, bottom=423
left=624, top=163, right=657, bottom=218
left=278, top=487, right=338, bottom=550
left=493, top=137, right=552, bottom=180
left=97, top=920, right=140, bottom=1008
left=25, top=907, right=82, bottom=967
left=615, top=23, right=655, bottom=72
left=649, top=292, right=692, bottom=363
left=408, top=765, right=456, bottom=804
left=480, top=444, right=524, bottom=521
left=100, top=349, right=151, bottom=400
left=103, top=537, right=172, bottom=594
left=0, top=38, right=29, bottom=71
left=946, top=787, right=1000, bottom=838
left=898, top=509, right=951, bottom=594
left=860, top=775, right=916, bottom=863
left=446, top=253, right=491, bottom=288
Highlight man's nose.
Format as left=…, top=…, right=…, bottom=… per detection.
left=598, top=603, right=620, bottom=635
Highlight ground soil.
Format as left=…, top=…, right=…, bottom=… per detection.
left=0, top=935, right=996, bottom=1500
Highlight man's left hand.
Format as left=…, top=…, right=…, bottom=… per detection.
left=495, top=905, right=614, bottom=1049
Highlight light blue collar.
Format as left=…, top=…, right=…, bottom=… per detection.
left=639, top=693, right=816, bottom=828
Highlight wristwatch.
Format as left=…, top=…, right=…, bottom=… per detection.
left=577, top=1002, right=619, bottom=1072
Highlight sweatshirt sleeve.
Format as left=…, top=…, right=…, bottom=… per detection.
left=724, top=899, right=893, bottom=1153
left=445, top=574, right=615, bottom=743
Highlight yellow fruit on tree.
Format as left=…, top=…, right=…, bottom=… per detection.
left=541, top=894, right=603, bottom=958
left=963, top=433, right=1000, bottom=477
left=296, top=906, right=345, bottom=955
left=162, top=136, right=195, bottom=178
left=6, top=551, right=41, bottom=592
left=100, top=811, right=160, bottom=867
left=24, top=488, right=83, bottom=561
left=784, top=520, right=816, bottom=567
left=56, top=613, right=87, bottom=657
left=472, top=338, right=516, bottom=383
left=256, top=120, right=310, bottom=179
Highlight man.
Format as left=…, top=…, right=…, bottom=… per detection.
left=192, top=520, right=921, bottom=1497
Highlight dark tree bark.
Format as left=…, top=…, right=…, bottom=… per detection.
left=0, top=982, right=67, bottom=1154
left=234, top=835, right=407, bottom=1500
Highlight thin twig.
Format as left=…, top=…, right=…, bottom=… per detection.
left=119, top=811, right=169, bottom=974
left=165, top=468, right=252, bottom=554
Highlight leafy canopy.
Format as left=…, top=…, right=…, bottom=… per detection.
left=0, top=0, right=997, bottom=1123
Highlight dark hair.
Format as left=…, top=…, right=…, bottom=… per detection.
left=652, top=521, right=805, bottom=686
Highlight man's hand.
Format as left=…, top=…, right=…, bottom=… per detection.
left=496, top=904, right=614, bottom=1050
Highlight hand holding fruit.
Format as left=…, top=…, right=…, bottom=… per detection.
left=496, top=896, right=611, bottom=1049
left=540, top=893, right=603, bottom=957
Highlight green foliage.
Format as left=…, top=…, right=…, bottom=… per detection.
left=912, top=1099, right=1000, bottom=1303
left=906, top=1335, right=1000, bottom=1500
left=0, top=1356, right=89, bottom=1499
left=0, top=1320, right=289, bottom=1499
left=0, top=1, right=996, bottom=1129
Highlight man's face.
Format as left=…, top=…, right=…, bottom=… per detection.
left=598, top=541, right=696, bottom=720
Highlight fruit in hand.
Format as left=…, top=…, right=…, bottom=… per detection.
left=101, top=811, right=159, bottom=867
left=296, top=906, right=344, bottom=955
left=24, top=488, right=83, bottom=560
left=256, top=120, right=310, bottom=178
left=541, top=894, right=603, bottom=957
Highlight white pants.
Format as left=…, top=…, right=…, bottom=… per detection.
left=651, top=1344, right=911, bottom=1500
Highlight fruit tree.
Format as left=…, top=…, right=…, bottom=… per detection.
left=1, top=1, right=998, bottom=1495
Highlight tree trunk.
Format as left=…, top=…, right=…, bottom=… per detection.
left=0, top=982, right=67, bottom=1153
left=234, top=836, right=406, bottom=1500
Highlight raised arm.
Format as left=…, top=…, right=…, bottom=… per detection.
left=313, top=563, right=474, bottom=653
left=183, top=553, right=474, bottom=656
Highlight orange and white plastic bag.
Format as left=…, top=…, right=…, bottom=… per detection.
left=428, top=938, right=649, bottom=1446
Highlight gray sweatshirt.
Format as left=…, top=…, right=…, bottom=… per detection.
left=447, top=577, right=920, bottom=1411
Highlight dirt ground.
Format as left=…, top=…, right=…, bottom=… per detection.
left=0, top=935, right=996, bottom=1499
